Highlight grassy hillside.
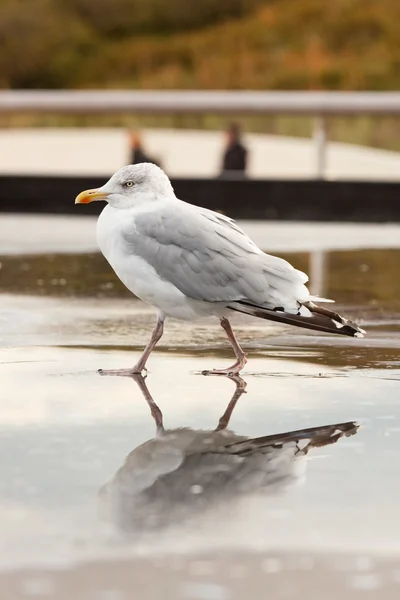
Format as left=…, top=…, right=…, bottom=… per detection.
left=77, top=0, right=400, bottom=92
left=1, top=0, right=399, bottom=90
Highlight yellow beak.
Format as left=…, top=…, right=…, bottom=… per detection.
left=75, top=189, right=109, bottom=204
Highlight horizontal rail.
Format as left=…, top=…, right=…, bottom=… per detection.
left=1, top=90, right=400, bottom=115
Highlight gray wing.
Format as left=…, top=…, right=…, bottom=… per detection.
left=122, top=200, right=308, bottom=305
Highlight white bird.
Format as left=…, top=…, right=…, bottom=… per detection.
left=99, top=374, right=359, bottom=533
left=75, top=163, right=365, bottom=376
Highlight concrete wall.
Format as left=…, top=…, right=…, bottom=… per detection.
left=1, top=175, right=400, bottom=221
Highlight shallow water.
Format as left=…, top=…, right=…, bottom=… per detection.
left=1, top=248, right=400, bottom=308
left=1, top=231, right=400, bottom=598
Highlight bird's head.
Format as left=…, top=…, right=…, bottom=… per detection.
left=75, top=163, right=174, bottom=209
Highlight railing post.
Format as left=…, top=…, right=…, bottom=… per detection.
left=313, top=116, right=327, bottom=179
left=309, top=250, right=326, bottom=298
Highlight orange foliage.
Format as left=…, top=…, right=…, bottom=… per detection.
left=1, top=0, right=399, bottom=90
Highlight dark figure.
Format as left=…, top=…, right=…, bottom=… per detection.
left=129, top=132, right=159, bottom=166
left=221, top=123, right=248, bottom=177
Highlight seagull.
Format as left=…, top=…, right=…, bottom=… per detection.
left=99, top=374, right=359, bottom=533
left=75, top=163, right=365, bottom=376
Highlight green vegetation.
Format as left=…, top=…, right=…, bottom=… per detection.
left=1, top=0, right=399, bottom=90
left=1, top=0, right=400, bottom=148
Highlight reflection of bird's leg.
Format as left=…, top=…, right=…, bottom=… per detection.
left=203, top=318, right=247, bottom=376
left=130, top=373, right=165, bottom=435
left=215, top=375, right=247, bottom=431
left=98, top=314, right=165, bottom=377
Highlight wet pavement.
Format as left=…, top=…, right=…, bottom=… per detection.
left=1, top=219, right=400, bottom=598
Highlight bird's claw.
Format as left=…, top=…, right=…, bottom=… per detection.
left=98, top=366, right=147, bottom=377
left=202, top=368, right=241, bottom=377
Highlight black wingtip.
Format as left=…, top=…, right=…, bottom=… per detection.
left=229, top=300, right=365, bottom=338
left=304, top=301, right=366, bottom=337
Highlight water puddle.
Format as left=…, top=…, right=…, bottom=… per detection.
left=1, top=241, right=400, bottom=598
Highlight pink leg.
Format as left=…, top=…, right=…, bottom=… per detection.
left=98, top=315, right=165, bottom=377
left=202, top=317, right=247, bottom=376
left=215, top=375, right=247, bottom=431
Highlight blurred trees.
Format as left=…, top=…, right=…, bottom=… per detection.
left=0, top=0, right=93, bottom=88
left=0, top=0, right=399, bottom=90
left=63, top=0, right=264, bottom=36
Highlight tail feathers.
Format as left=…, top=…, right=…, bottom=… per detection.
left=220, top=422, right=359, bottom=456
left=228, top=300, right=365, bottom=338
left=303, top=300, right=366, bottom=336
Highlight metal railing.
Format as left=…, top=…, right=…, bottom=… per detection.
left=1, top=90, right=400, bottom=178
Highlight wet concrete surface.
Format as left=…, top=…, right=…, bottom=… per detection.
left=1, top=221, right=400, bottom=598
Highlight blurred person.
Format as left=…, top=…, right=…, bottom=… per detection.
left=129, top=131, right=160, bottom=167
left=220, top=123, right=248, bottom=178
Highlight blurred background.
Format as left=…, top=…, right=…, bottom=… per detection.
left=1, top=0, right=399, bottom=96
left=0, top=0, right=400, bottom=186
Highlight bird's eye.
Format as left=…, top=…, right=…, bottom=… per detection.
left=125, top=181, right=134, bottom=188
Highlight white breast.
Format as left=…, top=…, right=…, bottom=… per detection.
left=96, top=205, right=215, bottom=320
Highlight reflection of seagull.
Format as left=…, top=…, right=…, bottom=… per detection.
left=99, top=375, right=359, bottom=533
left=75, top=163, right=365, bottom=376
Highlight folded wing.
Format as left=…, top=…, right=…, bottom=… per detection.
left=122, top=200, right=309, bottom=311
